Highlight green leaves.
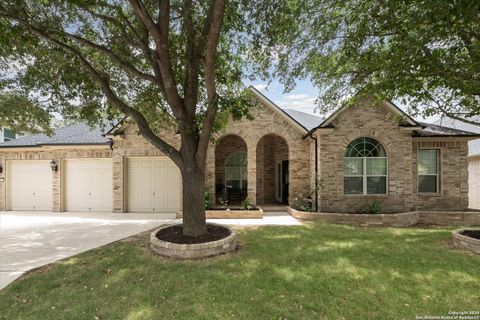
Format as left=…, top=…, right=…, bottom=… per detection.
left=270, top=0, right=480, bottom=123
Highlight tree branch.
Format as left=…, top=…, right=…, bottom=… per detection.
left=128, top=0, right=186, bottom=120
left=5, top=15, right=183, bottom=167
left=196, top=0, right=226, bottom=165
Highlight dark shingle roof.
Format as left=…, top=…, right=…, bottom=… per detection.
left=0, top=123, right=110, bottom=148
left=433, top=117, right=480, bottom=156
left=283, top=109, right=323, bottom=131
left=415, top=121, right=480, bottom=138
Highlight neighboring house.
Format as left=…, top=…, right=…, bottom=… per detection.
left=434, top=117, right=480, bottom=210
left=0, top=87, right=478, bottom=213
left=0, top=127, right=19, bottom=142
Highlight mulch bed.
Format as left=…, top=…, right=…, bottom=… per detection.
left=156, top=224, right=231, bottom=244
left=460, top=230, right=480, bottom=240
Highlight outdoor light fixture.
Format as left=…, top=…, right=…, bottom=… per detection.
left=49, top=159, right=58, bottom=172
left=0, top=164, right=3, bottom=174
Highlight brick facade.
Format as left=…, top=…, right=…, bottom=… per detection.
left=110, top=100, right=313, bottom=211
left=314, top=100, right=470, bottom=213
left=0, top=97, right=472, bottom=214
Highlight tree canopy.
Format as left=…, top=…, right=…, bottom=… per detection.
left=271, top=0, right=480, bottom=125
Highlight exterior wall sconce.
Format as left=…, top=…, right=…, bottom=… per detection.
left=49, top=159, right=58, bottom=172
left=0, top=164, right=3, bottom=174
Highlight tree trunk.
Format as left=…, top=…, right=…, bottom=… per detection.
left=181, top=161, right=207, bottom=237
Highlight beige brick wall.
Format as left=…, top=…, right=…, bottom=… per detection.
left=0, top=147, right=112, bottom=211
left=315, top=100, right=470, bottom=213
left=412, top=140, right=469, bottom=211
left=316, top=101, right=414, bottom=213
left=469, top=156, right=480, bottom=209
left=112, top=100, right=312, bottom=210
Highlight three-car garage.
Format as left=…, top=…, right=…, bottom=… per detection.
left=3, top=157, right=181, bottom=213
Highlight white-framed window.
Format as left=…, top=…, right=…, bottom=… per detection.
left=417, top=149, right=439, bottom=193
left=344, top=137, right=387, bottom=195
left=225, top=151, right=247, bottom=193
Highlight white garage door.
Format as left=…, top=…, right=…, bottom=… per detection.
left=7, top=160, right=53, bottom=211
left=127, top=157, right=182, bottom=212
left=64, top=159, right=113, bottom=212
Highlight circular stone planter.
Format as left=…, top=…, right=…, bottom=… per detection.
left=150, top=223, right=238, bottom=259
left=452, top=229, right=480, bottom=254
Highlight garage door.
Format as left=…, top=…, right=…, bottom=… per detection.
left=127, top=157, right=182, bottom=212
left=7, top=160, right=53, bottom=211
left=64, top=159, right=113, bottom=212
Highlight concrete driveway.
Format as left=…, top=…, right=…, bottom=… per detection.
left=0, top=211, right=175, bottom=290
left=0, top=210, right=300, bottom=290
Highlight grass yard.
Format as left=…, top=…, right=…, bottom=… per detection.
left=0, top=223, right=479, bottom=320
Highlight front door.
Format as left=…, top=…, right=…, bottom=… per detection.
left=276, top=160, right=289, bottom=204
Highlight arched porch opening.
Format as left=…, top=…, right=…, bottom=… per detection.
left=256, top=134, right=289, bottom=205
left=214, top=135, right=248, bottom=205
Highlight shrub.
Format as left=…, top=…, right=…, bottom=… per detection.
left=241, top=198, right=254, bottom=210
left=205, top=189, right=213, bottom=209
left=290, top=194, right=314, bottom=212
left=364, top=200, right=383, bottom=214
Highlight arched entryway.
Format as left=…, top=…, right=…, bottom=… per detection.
left=256, top=134, right=289, bottom=205
left=215, top=135, right=248, bottom=204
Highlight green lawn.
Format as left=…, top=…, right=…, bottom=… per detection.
left=1, top=223, right=479, bottom=320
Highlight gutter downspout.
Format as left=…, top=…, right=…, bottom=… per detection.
left=304, top=127, right=320, bottom=212
left=307, top=134, right=318, bottom=211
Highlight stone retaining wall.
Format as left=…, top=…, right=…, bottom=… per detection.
left=176, top=208, right=263, bottom=219
left=288, top=207, right=480, bottom=227
left=418, top=211, right=480, bottom=226
left=150, top=223, right=238, bottom=259
left=452, top=230, right=480, bottom=254
left=287, top=207, right=418, bottom=227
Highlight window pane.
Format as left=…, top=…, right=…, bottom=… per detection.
left=366, top=158, right=386, bottom=175
left=418, top=150, right=437, bottom=175
left=344, top=158, right=363, bottom=176
left=367, top=177, right=387, bottom=194
left=344, top=177, right=363, bottom=194
left=419, top=175, right=437, bottom=193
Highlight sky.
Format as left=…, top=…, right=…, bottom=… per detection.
left=246, top=78, right=438, bottom=123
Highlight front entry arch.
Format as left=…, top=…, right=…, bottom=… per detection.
left=256, top=134, right=289, bottom=205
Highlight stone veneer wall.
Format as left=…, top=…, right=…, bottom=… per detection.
left=469, top=155, right=480, bottom=209
left=315, top=100, right=470, bottom=213
left=0, top=147, right=112, bottom=211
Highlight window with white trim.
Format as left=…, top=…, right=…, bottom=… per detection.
left=417, top=149, right=439, bottom=193
left=344, top=137, right=387, bottom=195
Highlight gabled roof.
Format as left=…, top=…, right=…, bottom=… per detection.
left=433, top=117, right=480, bottom=156
left=316, top=99, right=420, bottom=130
left=249, top=86, right=310, bottom=134
left=283, top=109, right=323, bottom=131
left=0, top=123, right=111, bottom=148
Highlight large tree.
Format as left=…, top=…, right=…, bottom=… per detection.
left=272, top=0, right=480, bottom=125
left=0, top=0, right=291, bottom=236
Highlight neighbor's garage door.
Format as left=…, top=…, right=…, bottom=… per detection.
left=7, top=160, right=53, bottom=211
left=64, top=159, right=113, bottom=212
left=127, top=157, right=181, bottom=212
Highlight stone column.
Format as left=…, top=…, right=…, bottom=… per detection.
left=52, top=155, right=62, bottom=212
left=112, top=150, right=125, bottom=213
left=0, top=155, right=6, bottom=211
left=205, top=142, right=216, bottom=202
left=247, top=140, right=257, bottom=205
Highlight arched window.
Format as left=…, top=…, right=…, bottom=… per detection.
left=225, top=151, right=247, bottom=194
left=344, top=137, right=387, bottom=195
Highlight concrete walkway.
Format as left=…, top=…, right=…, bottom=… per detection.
left=0, top=211, right=300, bottom=290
